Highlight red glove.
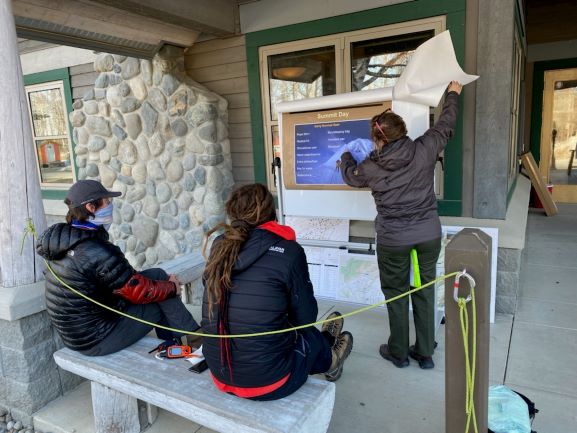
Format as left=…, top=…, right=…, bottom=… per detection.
left=114, top=273, right=177, bottom=304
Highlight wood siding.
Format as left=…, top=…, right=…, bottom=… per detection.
left=185, top=36, right=254, bottom=187
left=70, top=63, right=98, bottom=101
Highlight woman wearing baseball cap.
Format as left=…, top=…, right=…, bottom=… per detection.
left=36, top=180, right=200, bottom=356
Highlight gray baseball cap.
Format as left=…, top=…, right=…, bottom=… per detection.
left=65, top=180, right=121, bottom=208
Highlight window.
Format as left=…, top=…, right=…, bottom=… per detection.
left=259, top=17, right=445, bottom=191
left=349, top=30, right=433, bottom=92
left=25, top=81, right=75, bottom=187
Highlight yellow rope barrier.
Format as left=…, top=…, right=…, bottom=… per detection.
left=456, top=274, right=478, bottom=433
left=45, top=259, right=458, bottom=338
left=25, top=218, right=459, bottom=340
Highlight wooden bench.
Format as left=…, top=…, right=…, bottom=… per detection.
left=53, top=336, right=336, bottom=433
left=157, top=252, right=205, bottom=304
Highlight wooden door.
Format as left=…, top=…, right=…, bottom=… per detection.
left=540, top=68, right=577, bottom=202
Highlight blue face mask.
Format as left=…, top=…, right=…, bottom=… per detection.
left=90, top=202, right=114, bottom=230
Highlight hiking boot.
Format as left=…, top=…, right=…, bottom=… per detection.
left=409, top=345, right=435, bottom=369
left=379, top=344, right=409, bottom=368
left=325, top=331, right=353, bottom=382
left=321, top=311, right=344, bottom=343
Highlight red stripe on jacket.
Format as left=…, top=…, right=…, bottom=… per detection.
left=210, top=373, right=291, bottom=398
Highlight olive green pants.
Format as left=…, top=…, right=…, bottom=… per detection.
left=377, top=238, right=441, bottom=360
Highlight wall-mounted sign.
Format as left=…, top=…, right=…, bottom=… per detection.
left=282, top=102, right=390, bottom=190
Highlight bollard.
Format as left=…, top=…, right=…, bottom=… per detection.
left=445, top=228, right=491, bottom=433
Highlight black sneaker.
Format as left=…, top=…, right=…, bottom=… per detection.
left=321, top=311, right=344, bottom=343
left=379, top=344, right=409, bottom=368
left=325, top=331, right=353, bottom=382
left=409, top=345, right=435, bottom=369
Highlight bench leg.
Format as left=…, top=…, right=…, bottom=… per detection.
left=91, top=382, right=141, bottom=433
left=138, top=400, right=159, bottom=430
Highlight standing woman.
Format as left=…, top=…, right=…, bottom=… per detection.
left=339, top=81, right=462, bottom=369
left=202, top=183, right=353, bottom=400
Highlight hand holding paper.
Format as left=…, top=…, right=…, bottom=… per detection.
left=393, top=30, right=477, bottom=107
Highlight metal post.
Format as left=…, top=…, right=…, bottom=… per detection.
left=445, top=228, right=491, bottom=433
left=273, top=157, right=285, bottom=224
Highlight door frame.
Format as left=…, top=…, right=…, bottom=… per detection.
left=539, top=67, right=577, bottom=202
left=530, top=58, right=577, bottom=162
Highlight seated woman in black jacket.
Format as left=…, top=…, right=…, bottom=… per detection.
left=36, top=180, right=200, bottom=356
left=202, top=183, right=353, bottom=400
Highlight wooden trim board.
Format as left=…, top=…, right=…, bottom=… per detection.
left=521, top=152, right=558, bottom=216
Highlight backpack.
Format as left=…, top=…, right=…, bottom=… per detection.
left=488, top=386, right=538, bottom=433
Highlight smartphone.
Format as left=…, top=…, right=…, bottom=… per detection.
left=188, top=360, right=208, bottom=374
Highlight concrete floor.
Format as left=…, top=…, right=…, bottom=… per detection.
left=33, top=205, right=577, bottom=433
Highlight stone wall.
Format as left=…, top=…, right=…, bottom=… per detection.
left=496, top=247, right=523, bottom=314
left=69, top=46, right=233, bottom=268
left=0, top=312, right=83, bottom=427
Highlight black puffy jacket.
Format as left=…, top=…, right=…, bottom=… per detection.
left=201, top=222, right=317, bottom=389
left=36, top=223, right=134, bottom=352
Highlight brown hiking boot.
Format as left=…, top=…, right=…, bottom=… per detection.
left=325, top=331, right=353, bottom=382
left=321, top=311, right=344, bottom=342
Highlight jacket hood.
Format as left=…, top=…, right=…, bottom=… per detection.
left=36, top=223, right=109, bottom=260
left=232, top=222, right=295, bottom=273
left=370, top=136, right=416, bottom=172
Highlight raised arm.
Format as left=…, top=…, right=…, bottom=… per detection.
left=418, top=81, right=462, bottom=155
left=339, top=151, right=370, bottom=188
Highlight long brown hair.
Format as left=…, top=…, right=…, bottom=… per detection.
left=371, top=109, right=407, bottom=151
left=202, top=183, right=276, bottom=311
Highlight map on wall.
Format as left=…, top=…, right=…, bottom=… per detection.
left=285, top=216, right=349, bottom=242
left=337, top=252, right=383, bottom=306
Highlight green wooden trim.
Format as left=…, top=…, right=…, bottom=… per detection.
left=24, top=67, right=77, bottom=193
left=437, top=200, right=461, bottom=216
left=246, top=0, right=467, bottom=213
left=41, top=189, right=67, bottom=200
left=530, top=57, right=577, bottom=164
left=506, top=174, right=518, bottom=206
left=23, top=68, right=70, bottom=86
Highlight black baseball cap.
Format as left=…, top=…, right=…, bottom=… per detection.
left=65, top=180, right=122, bottom=208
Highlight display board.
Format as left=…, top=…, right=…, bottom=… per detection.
left=300, top=225, right=498, bottom=324
left=282, top=103, right=390, bottom=190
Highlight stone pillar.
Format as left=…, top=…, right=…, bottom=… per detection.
left=0, top=0, right=67, bottom=424
left=473, top=0, right=516, bottom=218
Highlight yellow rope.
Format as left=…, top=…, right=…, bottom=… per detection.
left=26, top=217, right=458, bottom=339
left=457, top=287, right=478, bottom=433
left=45, top=259, right=458, bottom=338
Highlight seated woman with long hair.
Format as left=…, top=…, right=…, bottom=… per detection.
left=201, top=183, right=353, bottom=400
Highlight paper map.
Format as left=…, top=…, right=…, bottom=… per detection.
left=285, top=216, right=349, bottom=242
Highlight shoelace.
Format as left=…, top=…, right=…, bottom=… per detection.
left=325, top=320, right=340, bottom=336
left=333, top=334, right=348, bottom=352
